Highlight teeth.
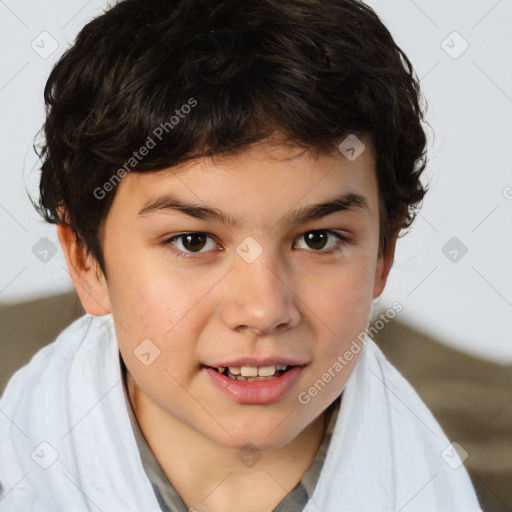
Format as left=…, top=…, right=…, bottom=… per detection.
left=240, top=366, right=258, bottom=377
left=216, top=364, right=291, bottom=378
left=257, top=365, right=276, bottom=377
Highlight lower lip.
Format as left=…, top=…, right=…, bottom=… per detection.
left=203, top=366, right=304, bottom=405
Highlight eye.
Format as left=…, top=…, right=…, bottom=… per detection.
left=164, top=232, right=220, bottom=258
left=164, top=229, right=348, bottom=259
left=293, top=230, right=347, bottom=252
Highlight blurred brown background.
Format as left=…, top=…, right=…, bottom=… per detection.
left=1, top=291, right=511, bottom=511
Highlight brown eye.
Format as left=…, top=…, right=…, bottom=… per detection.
left=181, top=233, right=208, bottom=252
left=165, top=232, right=219, bottom=257
left=304, top=231, right=328, bottom=250
left=294, top=230, right=347, bottom=252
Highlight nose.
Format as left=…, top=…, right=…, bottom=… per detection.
left=218, top=253, right=301, bottom=336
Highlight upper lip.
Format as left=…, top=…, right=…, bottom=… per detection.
left=205, top=357, right=307, bottom=368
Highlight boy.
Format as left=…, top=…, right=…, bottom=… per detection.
left=0, top=0, right=482, bottom=510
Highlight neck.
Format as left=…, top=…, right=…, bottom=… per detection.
left=126, top=371, right=329, bottom=512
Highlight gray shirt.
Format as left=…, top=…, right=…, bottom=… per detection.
left=121, top=357, right=341, bottom=512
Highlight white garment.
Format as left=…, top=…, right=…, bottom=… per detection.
left=0, top=313, right=482, bottom=512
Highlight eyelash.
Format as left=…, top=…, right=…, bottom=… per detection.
left=163, top=230, right=349, bottom=260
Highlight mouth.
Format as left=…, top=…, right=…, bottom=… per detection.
left=208, top=364, right=295, bottom=381
left=202, top=362, right=306, bottom=404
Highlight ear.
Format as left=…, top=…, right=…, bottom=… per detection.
left=57, top=223, right=111, bottom=316
left=372, top=233, right=399, bottom=299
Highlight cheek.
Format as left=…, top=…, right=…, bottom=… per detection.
left=106, top=259, right=218, bottom=383
left=113, top=283, right=201, bottom=405
left=298, top=265, right=375, bottom=410
left=106, top=247, right=193, bottom=333
left=306, top=258, right=376, bottom=356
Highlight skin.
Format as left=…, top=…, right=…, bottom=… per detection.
left=58, top=134, right=398, bottom=512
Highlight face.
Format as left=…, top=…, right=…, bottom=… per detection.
left=70, top=137, right=394, bottom=451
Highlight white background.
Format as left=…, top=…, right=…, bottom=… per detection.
left=0, top=0, right=511, bottom=364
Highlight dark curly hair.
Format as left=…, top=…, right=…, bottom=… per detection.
left=33, top=0, right=428, bottom=277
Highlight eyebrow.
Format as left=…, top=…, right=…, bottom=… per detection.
left=137, top=191, right=370, bottom=228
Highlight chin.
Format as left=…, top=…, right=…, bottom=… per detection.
left=204, top=410, right=311, bottom=451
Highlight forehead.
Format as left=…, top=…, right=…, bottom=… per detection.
left=108, top=136, right=378, bottom=228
